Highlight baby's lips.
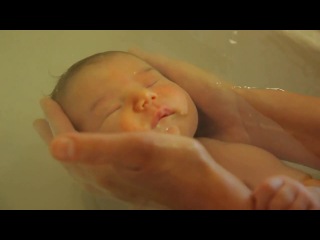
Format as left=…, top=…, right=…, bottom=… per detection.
left=151, top=107, right=175, bottom=128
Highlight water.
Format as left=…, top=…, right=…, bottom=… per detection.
left=0, top=30, right=319, bottom=209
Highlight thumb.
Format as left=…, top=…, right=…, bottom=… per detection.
left=49, top=132, right=154, bottom=169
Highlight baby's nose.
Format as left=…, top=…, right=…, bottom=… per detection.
left=133, top=89, right=157, bottom=111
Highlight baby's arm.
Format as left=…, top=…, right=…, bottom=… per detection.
left=234, top=88, right=320, bottom=169
left=197, top=137, right=310, bottom=190
left=198, top=137, right=320, bottom=209
left=252, top=176, right=320, bottom=210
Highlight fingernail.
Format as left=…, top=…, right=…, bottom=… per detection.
left=52, top=137, right=74, bottom=160
left=268, top=178, right=284, bottom=189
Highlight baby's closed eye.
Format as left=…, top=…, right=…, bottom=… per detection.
left=104, top=105, right=121, bottom=118
left=145, top=79, right=158, bottom=88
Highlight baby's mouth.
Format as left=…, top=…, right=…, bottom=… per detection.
left=151, top=107, right=175, bottom=129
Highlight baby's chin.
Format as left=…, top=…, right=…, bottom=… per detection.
left=152, top=124, right=198, bottom=137
left=152, top=125, right=181, bottom=135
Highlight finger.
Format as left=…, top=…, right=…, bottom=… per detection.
left=40, top=97, right=75, bottom=136
left=287, top=191, right=310, bottom=210
left=51, top=131, right=201, bottom=170
left=253, top=177, right=284, bottom=210
left=50, top=132, right=171, bottom=166
left=267, top=183, right=297, bottom=210
left=33, top=118, right=54, bottom=145
left=288, top=186, right=320, bottom=210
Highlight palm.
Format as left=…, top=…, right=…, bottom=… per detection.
left=129, top=49, right=296, bottom=148
left=49, top=132, right=252, bottom=209
left=194, top=88, right=253, bottom=143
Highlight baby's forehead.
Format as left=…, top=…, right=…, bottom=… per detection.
left=101, top=52, right=149, bottom=67
left=85, top=54, right=151, bottom=76
left=70, top=54, right=151, bottom=87
left=83, top=55, right=145, bottom=76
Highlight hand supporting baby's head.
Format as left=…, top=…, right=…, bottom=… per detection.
left=51, top=51, right=198, bottom=137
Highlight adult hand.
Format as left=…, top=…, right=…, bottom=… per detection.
left=253, top=175, right=320, bottom=210
left=129, top=48, right=319, bottom=167
left=34, top=98, right=253, bottom=209
left=33, top=97, right=75, bottom=144
left=129, top=48, right=256, bottom=143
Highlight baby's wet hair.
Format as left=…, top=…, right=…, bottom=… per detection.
left=50, top=51, right=132, bottom=101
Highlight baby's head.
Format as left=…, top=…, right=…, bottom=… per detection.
left=51, top=51, right=198, bottom=137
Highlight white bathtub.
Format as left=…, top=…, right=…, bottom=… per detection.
left=0, top=30, right=319, bottom=209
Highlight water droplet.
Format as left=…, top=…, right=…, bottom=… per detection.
left=229, top=39, right=237, bottom=45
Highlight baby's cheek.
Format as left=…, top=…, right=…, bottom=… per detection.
left=157, top=85, right=186, bottom=102
left=118, top=112, right=149, bottom=132
left=99, top=113, right=123, bottom=134
left=119, top=120, right=139, bottom=132
left=158, top=86, right=189, bottom=106
left=100, top=110, right=151, bottom=133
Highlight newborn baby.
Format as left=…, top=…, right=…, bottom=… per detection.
left=50, top=51, right=320, bottom=209
left=52, top=51, right=198, bottom=137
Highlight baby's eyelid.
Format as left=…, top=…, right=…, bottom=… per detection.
left=147, top=79, right=158, bottom=88
left=105, top=105, right=121, bottom=118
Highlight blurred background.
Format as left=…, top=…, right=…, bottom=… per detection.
left=1, top=30, right=320, bottom=209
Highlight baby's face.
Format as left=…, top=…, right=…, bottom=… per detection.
left=61, top=54, right=198, bottom=137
